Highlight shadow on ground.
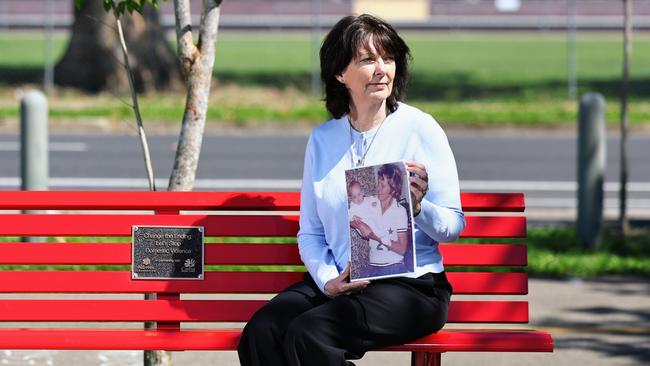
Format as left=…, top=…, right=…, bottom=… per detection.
left=537, top=277, right=650, bottom=364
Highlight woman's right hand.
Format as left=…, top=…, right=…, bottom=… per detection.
left=350, top=217, right=373, bottom=238
left=323, top=263, right=370, bottom=298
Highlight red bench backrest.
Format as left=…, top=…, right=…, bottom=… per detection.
left=0, top=191, right=527, bottom=326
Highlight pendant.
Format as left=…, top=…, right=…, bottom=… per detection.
left=357, top=159, right=363, bottom=167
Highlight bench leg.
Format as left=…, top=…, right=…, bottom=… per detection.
left=411, top=352, right=441, bottom=366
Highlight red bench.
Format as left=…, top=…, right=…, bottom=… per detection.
left=0, top=191, right=553, bottom=365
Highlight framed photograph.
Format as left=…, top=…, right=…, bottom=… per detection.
left=345, top=161, right=416, bottom=282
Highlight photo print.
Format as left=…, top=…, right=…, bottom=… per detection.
left=345, top=161, right=416, bottom=282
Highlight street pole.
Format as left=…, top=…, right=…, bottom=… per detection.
left=577, top=93, right=606, bottom=249
left=20, top=90, right=49, bottom=243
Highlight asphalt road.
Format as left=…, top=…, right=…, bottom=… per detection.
left=1, top=131, right=649, bottom=220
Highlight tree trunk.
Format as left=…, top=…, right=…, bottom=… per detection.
left=619, top=0, right=632, bottom=237
left=144, top=348, right=172, bottom=366
left=168, top=0, right=222, bottom=192
left=54, top=0, right=181, bottom=93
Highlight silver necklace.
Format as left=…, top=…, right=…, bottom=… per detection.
left=348, top=115, right=386, bottom=167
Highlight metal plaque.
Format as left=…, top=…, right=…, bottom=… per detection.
left=132, top=226, right=204, bottom=280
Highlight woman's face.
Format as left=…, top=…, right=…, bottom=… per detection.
left=339, top=36, right=396, bottom=107
left=377, top=174, right=393, bottom=200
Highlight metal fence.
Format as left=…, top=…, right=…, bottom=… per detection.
left=2, top=0, right=650, bottom=31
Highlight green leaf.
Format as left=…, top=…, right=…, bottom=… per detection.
left=116, top=1, right=126, bottom=16
left=103, top=0, right=113, bottom=12
left=74, top=0, right=84, bottom=10
left=147, top=0, right=163, bottom=9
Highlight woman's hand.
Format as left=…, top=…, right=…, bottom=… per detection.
left=323, top=263, right=370, bottom=298
left=351, top=218, right=383, bottom=243
left=406, top=160, right=428, bottom=217
left=350, top=217, right=373, bottom=238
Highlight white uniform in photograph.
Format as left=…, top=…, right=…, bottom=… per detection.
left=367, top=199, right=408, bottom=266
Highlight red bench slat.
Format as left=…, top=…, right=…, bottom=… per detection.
left=0, top=243, right=305, bottom=266
left=0, top=191, right=302, bottom=211
left=0, top=214, right=300, bottom=237
left=0, top=299, right=527, bottom=323
left=459, top=193, right=525, bottom=212
left=0, top=329, right=552, bottom=352
left=448, top=301, right=528, bottom=323
left=0, top=300, right=264, bottom=322
left=450, top=273, right=527, bottom=295
left=0, top=271, right=526, bottom=295
left=0, top=214, right=524, bottom=238
left=0, top=243, right=133, bottom=265
left=0, top=191, right=524, bottom=213
left=441, top=244, right=527, bottom=266
left=387, top=330, right=553, bottom=352
left=463, top=216, right=526, bottom=238
left=0, top=271, right=303, bottom=293
left=0, top=243, right=526, bottom=266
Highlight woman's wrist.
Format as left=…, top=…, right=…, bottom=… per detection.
left=323, top=281, right=336, bottom=298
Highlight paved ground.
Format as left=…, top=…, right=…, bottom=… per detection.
left=1, top=276, right=648, bottom=366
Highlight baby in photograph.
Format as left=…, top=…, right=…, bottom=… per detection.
left=348, top=180, right=384, bottom=247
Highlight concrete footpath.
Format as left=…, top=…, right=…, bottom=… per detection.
left=1, top=276, right=648, bottom=366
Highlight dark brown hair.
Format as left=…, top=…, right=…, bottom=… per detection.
left=320, top=14, right=411, bottom=119
left=378, top=163, right=403, bottom=200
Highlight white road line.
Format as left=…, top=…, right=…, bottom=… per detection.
left=525, top=197, right=650, bottom=209
left=0, top=142, right=88, bottom=152
left=460, top=180, right=650, bottom=192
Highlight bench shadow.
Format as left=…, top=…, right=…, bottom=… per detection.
left=556, top=336, right=649, bottom=363
left=163, top=193, right=300, bottom=328
left=535, top=278, right=650, bottom=364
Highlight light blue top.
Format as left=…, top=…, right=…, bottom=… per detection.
left=297, top=102, right=466, bottom=293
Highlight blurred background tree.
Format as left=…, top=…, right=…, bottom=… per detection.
left=55, top=0, right=180, bottom=93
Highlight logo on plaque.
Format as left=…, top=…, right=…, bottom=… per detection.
left=182, top=258, right=196, bottom=273
left=132, top=226, right=204, bottom=280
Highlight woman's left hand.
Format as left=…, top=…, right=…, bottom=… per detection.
left=406, top=160, right=428, bottom=217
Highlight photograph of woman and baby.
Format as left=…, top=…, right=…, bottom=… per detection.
left=346, top=161, right=416, bottom=281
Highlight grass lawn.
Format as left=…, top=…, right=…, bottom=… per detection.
left=1, top=31, right=649, bottom=127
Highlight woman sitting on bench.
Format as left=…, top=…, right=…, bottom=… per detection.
left=238, top=13, right=466, bottom=366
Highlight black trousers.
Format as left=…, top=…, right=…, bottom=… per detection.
left=237, top=272, right=452, bottom=366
